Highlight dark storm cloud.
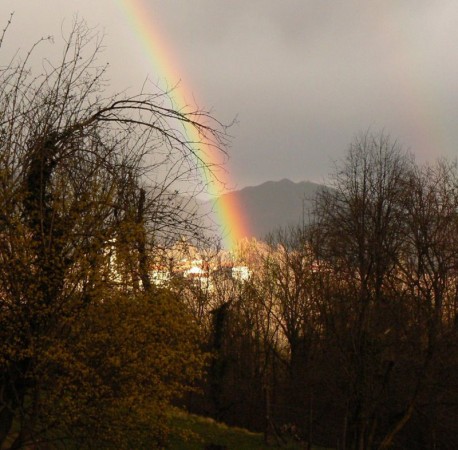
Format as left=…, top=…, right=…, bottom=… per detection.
left=2, top=0, right=458, bottom=188
left=148, top=1, right=458, bottom=186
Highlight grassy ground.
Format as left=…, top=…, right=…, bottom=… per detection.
left=6, top=409, right=330, bottom=449
left=167, top=409, right=309, bottom=450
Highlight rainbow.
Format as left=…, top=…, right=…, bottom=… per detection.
left=116, top=0, right=249, bottom=250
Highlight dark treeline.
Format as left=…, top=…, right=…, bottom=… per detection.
left=184, top=133, right=458, bottom=450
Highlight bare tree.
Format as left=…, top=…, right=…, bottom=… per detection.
left=377, top=160, right=458, bottom=449
left=312, top=132, right=413, bottom=449
left=0, top=20, right=225, bottom=448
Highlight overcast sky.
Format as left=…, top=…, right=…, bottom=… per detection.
left=1, top=1, right=458, bottom=190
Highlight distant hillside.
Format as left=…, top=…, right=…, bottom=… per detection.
left=203, top=179, right=325, bottom=241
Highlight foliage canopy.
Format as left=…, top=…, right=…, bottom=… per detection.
left=0, top=19, right=222, bottom=448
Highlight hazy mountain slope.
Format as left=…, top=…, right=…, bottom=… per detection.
left=204, top=179, right=325, bottom=241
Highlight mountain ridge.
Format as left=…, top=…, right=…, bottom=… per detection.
left=203, top=178, right=325, bottom=241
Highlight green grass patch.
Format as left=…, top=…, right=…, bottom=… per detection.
left=167, top=409, right=306, bottom=450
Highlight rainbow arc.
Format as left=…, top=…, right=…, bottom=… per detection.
left=117, top=0, right=249, bottom=249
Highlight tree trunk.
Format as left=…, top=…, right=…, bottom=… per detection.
left=137, top=188, right=152, bottom=292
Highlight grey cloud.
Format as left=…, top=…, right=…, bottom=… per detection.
left=2, top=0, right=458, bottom=189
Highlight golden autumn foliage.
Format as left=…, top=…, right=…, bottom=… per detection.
left=25, top=290, right=205, bottom=448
